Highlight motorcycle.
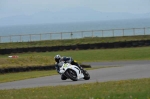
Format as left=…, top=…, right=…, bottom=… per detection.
left=59, top=62, right=90, bottom=81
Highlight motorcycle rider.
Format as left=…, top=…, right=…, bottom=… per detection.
left=54, top=54, right=84, bottom=80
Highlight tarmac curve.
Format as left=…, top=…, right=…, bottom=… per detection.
left=0, top=60, right=150, bottom=90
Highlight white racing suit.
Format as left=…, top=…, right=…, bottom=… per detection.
left=55, top=56, right=84, bottom=80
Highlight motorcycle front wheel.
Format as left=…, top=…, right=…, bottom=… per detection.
left=65, top=69, right=78, bottom=81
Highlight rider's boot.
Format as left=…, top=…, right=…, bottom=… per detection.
left=78, top=65, right=85, bottom=73
left=61, top=74, right=67, bottom=80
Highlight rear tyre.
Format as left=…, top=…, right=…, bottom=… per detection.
left=83, top=70, right=90, bottom=80
left=65, top=69, right=78, bottom=81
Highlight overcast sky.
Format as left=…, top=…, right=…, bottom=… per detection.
left=1, top=0, right=150, bottom=26
left=1, top=0, right=150, bottom=19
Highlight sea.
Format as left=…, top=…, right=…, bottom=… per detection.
left=0, top=18, right=150, bottom=43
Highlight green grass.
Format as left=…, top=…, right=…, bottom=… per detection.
left=0, top=55, right=54, bottom=68
left=0, top=36, right=150, bottom=98
left=1, top=46, right=150, bottom=68
left=0, top=78, right=149, bottom=99
left=0, top=35, right=150, bottom=49
left=0, top=70, right=57, bottom=83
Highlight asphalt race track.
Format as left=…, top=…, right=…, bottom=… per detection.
left=0, top=60, right=150, bottom=90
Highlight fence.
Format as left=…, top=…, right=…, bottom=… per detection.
left=0, top=27, right=150, bottom=43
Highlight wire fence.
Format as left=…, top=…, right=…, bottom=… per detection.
left=0, top=27, right=150, bottom=43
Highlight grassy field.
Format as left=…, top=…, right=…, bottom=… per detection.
left=0, top=70, right=57, bottom=83
left=0, top=46, right=150, bottom=83
left=0, top=35, right=150, bottom=49
left=0, top=46, right=150, bottom=68
left=0, top=36, right=150, bottom=98
left=0, top=78, right=149, bottom=99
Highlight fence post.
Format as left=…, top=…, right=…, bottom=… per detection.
left=102, top=30, right=103, bottom=37
left=10, top=35, right=11, bottom=42
left=144, top=28, right=145, bottom=35
left=20, top=35, right=22, bottom=42
left=123, top=29, right=124, bottom=36
left=133, top=28, right=135, bottom=35
left=30, top=34, right=31, bottom=42
left=92, top=30, right=93, bottom=38
left=70, top=32, right=73, bottom=39
left=0, top=36, right=1, bottom=43
left=40, top=34, right=41, bottom=40
left=82, top=31, right=83, bottom=38
left=61, top=32, right=62, bottom=40
left=112, top=29, right=114, bottom=37
left=50, top=33, right=51, bottom=40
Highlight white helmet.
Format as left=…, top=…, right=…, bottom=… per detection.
left=54, top=54, right=61, bottom=63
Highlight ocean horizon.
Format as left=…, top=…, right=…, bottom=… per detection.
left=0, top=18, right=150, bottom=42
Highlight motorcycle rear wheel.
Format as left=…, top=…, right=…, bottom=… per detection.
left=83, top=70, right=90, bottom=80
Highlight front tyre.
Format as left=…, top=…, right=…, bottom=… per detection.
left=65, top=69, right=78, bottom=81
left=83, top=70, right=90, bottom=80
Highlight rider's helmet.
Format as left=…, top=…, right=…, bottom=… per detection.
left=54, top=54, right=61, bottom=63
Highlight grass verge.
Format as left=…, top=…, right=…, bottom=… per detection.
left=0, top=70, right=57, bottom=83
left=0, top=78, right=149, bottom=99
left=0, top=35, right=150, bottom=49
left=0, top=46, right=150, bottom=68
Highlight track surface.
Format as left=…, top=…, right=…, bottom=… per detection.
left=0, top=60, right=150, bottom=90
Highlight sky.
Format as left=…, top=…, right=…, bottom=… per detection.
left=0, top=0, right=150, bottom=25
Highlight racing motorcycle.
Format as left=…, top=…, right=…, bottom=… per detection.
left=59, top=62, right=90, bottom=81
